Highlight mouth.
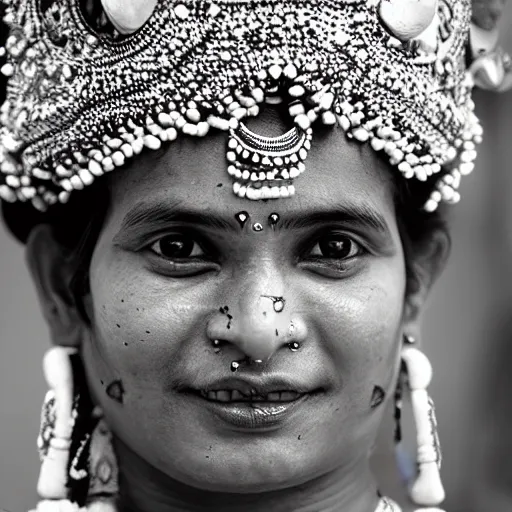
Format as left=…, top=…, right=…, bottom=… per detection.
left=197, top=389, right=305, bottom=403
left=182, top=376, right=324, bottom=430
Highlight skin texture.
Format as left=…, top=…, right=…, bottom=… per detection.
left=26, top=109, right=448, bottom=512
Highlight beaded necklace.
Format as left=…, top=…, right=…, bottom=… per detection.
left=30, top=496, right=402, bottom=512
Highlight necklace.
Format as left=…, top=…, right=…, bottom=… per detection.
left=30, top=496, right=402, bottom=511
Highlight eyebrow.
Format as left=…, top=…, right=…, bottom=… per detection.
left=113, top=199, right=390, bottom=240
left=279, top=206, right=389, bottom=233
left=116, top=200, right=235, bottom=236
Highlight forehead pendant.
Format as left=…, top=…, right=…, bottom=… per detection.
left=227, top=121, right=313, bottom=201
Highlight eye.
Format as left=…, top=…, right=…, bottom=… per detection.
left=150, top=233, right=205, bottom=259
left=308, top=233, right=362, bottom=259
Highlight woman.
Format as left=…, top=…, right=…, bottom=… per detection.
left=0, top=0, right=510, bottom=510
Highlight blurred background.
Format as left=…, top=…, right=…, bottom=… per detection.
left=1, top=6, right=512, bottom=512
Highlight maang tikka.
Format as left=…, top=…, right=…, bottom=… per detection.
left=227, top=115, right=313, bottom=201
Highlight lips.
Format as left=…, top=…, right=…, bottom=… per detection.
left=187, top=376, right=318, bottom=398
left=181, top=376, right=323, bottom=429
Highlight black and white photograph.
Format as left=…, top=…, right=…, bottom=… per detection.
left=0, top=0, right=512, bottom=511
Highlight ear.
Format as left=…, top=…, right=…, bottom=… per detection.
left=25, top=224, right=85, bottom=347
left=402, top=228, right=451, bottom=339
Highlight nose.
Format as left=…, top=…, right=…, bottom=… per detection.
left=206, top=262, right=308, bottom=362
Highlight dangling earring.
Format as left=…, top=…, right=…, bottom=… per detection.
left=33, top=346, right=119, bottom=511
left=400, top=335, right=446, bottom=511
left=86, top=408, right=119, bottom=509
left=36, top=346, right=76, bottom=500
left=393, top=360, right=416, bottom=487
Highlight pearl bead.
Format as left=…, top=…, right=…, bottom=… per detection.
left=88, top=160, right=104, bottom=176
left=295, top=114, right=311, bottom=130
left=143, top=135, right=161, bottom=150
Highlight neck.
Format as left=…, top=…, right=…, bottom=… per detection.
left=114, top=438, right=381, bottom=512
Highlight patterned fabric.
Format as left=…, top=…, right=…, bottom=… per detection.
left=0, top=0, right=481, bottom=212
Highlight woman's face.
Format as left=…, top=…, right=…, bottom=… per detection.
left=80, top=112, right=407, bottom=492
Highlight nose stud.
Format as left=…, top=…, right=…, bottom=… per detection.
left=235, top=211, right=249, bottom=229
left=261, top=295, right=286, bottom=313
left=212, top=339, right=222, bottom=354
left=287, top=341, right=300, bottom=352
left=404, top=334, right=416, bottom=345
left=268, top=213, right=280, bottom=229
left=230, top=357, right=262, bottom=372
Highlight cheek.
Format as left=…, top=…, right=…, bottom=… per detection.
left=84, top=252, right=211, bottom=395
left=309, top=263, right=405, bottom=394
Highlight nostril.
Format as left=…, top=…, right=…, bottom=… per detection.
left=206, top=303, right=307, bottom=362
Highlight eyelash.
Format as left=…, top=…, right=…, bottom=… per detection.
left=140, top=231, right=219, bottom=277
left=147, top=231, right=365, bottom=262
left=306, top=233, right=364, bottom=260
left=149, top=236, right=205, bottom=259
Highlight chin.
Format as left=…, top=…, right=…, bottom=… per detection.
left=156, top=439, right=320, bottom=493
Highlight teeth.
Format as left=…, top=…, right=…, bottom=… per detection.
left=202, top=390, right=303, bottom=403
left=279, top=391, right=300, bottom=401
left=216, top=390, right=231, bottom=402
left=230, top=389, right=245, bottom=401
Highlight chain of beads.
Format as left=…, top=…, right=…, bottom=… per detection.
left=228, top=118, right=312, bottom=200
left=30, top=496, right=402, bottom=511
left=0, top=0, right=480, bottom=212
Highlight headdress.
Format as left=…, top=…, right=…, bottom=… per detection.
left=0, top=0, right=509, bottom=218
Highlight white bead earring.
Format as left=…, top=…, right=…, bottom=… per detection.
left=400, top=336, right=446, bottom=512
left=33, top=346, right=119, bottom=511
left=37, top=346, right=77, bottom=499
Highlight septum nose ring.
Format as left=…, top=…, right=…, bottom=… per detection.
left=211, top=338, right=302, bottom=372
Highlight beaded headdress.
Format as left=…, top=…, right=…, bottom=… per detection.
left=0, top=0, right=510, bottom=214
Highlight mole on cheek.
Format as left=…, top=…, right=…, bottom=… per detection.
left=106, top=380, right=125, bottom=404
left=370, top=385, right=386, bottom=409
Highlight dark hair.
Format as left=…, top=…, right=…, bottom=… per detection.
left=2, top=182, right=110, bottom=320
left=393, top=175, right=450, bottom=295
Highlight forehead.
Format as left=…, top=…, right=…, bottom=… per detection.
left=108, top=120, right=396, bottom=220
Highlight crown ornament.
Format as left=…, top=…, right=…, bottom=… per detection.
left=101, top=0, right=158, bottom=34
left=378, top=0, right=439, bottom=41
left=0, top=0, right=498, bottom=213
